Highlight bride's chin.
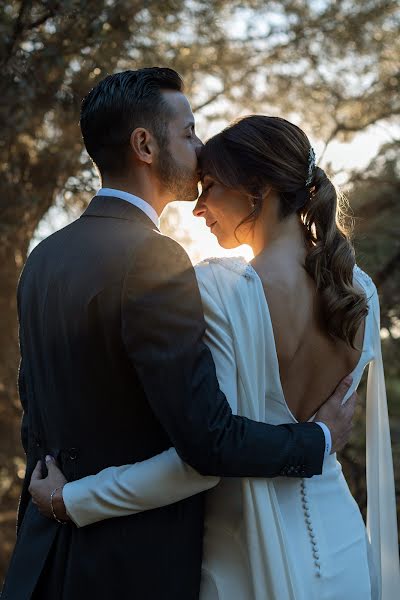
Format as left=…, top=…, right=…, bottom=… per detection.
left=216, top=236, right=241, bottom=250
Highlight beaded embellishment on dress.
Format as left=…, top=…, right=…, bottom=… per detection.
left=197, top=256, right=255, bottom=280
left=353, top=265, right=373, bottom=288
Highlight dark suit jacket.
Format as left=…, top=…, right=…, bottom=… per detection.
left=2, top=195, right=324, bottom=600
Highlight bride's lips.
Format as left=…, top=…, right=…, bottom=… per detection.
left=207, top=221, right=217, bottom=231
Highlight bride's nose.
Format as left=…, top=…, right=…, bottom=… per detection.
left=193, top=197, right=206, bottom=218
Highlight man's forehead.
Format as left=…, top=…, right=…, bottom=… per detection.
left=162, top=90, right=194, bottom=124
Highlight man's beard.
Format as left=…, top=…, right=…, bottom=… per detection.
left=156, top=152, right=199, bottom=202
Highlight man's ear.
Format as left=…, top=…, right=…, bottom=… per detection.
left=130, top=127, right=156, bottom=165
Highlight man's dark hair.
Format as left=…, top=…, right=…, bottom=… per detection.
left=80, top=67, right=183, bottom=176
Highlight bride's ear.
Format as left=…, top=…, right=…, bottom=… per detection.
left=249, top=187, right=271, bottom=209
left=261, top=186, right=280, bottom=211
left=130, top=128, right=156, bottom=165
left=262, top=186, right=273, bottom=201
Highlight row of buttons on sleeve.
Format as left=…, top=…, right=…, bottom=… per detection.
left=279, top=464, right=307, bottom=477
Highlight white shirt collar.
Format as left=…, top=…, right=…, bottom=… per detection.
left=96, top=188, right=159, bottom=227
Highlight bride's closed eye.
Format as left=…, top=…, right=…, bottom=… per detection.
left=201, top=182, right=214, bottom=198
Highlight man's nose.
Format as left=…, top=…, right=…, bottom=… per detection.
left=193, top=197, right=206, bottom=218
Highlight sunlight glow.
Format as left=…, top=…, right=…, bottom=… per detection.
left=164, top=201, right=254, bottom=264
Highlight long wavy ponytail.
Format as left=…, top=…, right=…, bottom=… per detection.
left=200, top=115, right=369, bottom=348
left=301, top=167, right=368, bottom=347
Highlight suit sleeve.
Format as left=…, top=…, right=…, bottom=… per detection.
left=121, top=233, right=325, bottom=477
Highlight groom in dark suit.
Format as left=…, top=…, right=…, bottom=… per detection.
left=2, top=68, right=356, bottom=599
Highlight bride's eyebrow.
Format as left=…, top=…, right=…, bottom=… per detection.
left=204, top=174, right=217, bottom=184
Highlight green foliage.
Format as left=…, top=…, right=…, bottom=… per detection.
left=351, top=140, right=400, bottom=329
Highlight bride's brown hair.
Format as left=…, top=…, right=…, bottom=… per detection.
left=200, top=115, right=368, bottom=347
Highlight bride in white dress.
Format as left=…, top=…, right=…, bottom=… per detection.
left=34, top=117, right=399, bottom=599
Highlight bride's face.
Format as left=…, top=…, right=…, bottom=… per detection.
left=193, top=175, right=254, bottom=248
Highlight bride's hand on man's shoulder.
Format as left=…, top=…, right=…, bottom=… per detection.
left=29, top=455, right=70, bottom=522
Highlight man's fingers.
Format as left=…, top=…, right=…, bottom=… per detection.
left=332, top=375, right=353, bottom=403
left=30, top=460, right=43, bottom=482
left=347, top=391, right=357, bottom=409
left=344, top=392, right=358, bottom=416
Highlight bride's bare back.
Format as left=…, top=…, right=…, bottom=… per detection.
left=252, top=258, right=365, bottom=422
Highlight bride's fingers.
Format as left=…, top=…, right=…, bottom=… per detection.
left=30, top=460, right=43, bottom=482
left=45, top=454, right=68, bottom=485
left=29, top=460, right=44, bottom=503
left=45, top=454, right=62, bottom=472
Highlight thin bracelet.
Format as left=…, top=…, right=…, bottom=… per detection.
left=50, top=486, right=67, bottom=525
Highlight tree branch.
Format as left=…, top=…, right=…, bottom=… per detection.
left=319, top=109, right=400, bottom=163
left=192, top=88, right=225, bottom=112
left=318, top=125, right=340, bottom=163
left=3, top=1, right=61, bottom=67
left=27, top=9, right=57, bottom=31
left=3, top=0, right=30, bottom=63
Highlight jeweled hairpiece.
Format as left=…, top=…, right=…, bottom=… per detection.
left=305, top=146, right=316, bottom=186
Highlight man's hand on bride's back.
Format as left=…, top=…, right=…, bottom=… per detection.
left=315, top=376, right=357, bottom=454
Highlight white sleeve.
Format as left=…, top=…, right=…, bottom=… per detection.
left=195, top=264, right=239, bottom=414
left=63, top=448, right=219, bottom=528
left=314, top=421, right=332, bottom=456
left=365, top=285, right=400, bottom=598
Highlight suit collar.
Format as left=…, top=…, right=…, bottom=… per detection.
left=81, top=195, right=160, bottom=231
left=96, top=188, right=159, bottom=226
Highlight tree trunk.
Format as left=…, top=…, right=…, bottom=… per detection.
left=0, top=224, right=33, bottom=581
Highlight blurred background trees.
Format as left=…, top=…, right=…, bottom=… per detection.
left=1, top=0, right=399, bottom=581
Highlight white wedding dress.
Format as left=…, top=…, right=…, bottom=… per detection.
left=63, top=258, right=400, bottom=600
